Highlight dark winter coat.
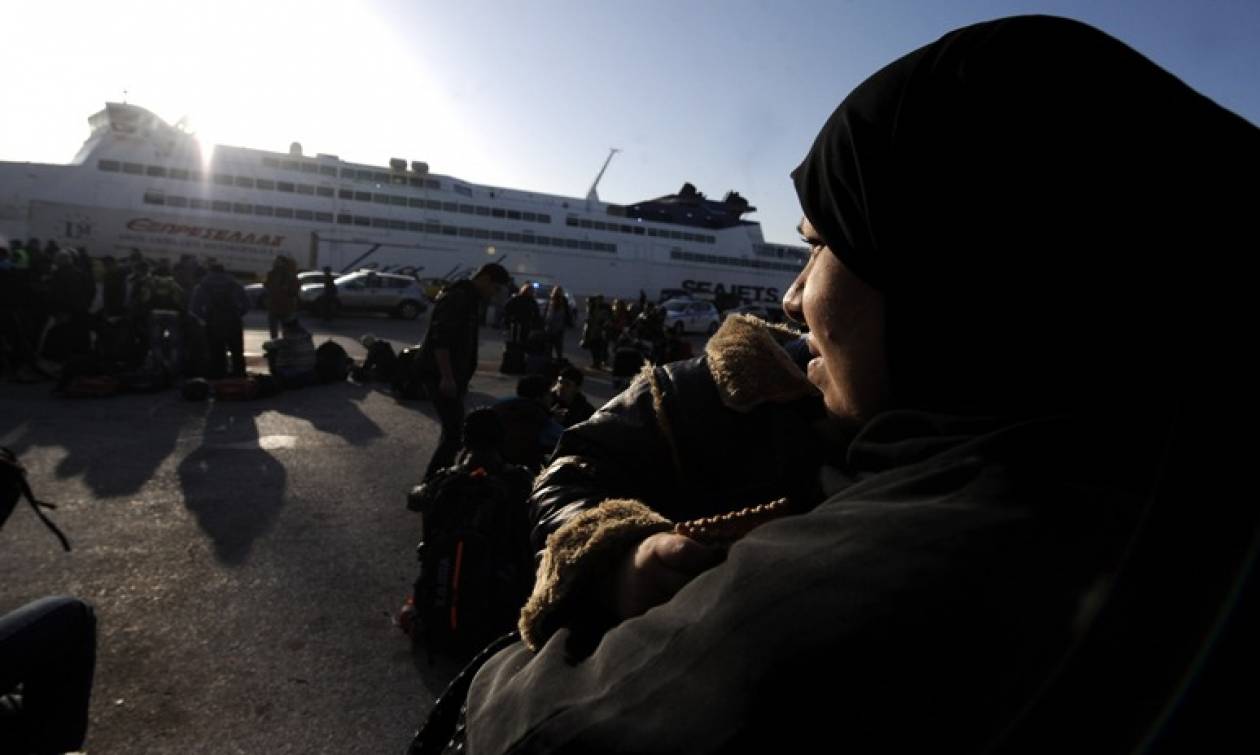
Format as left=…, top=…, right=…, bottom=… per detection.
left=416, top=280, right=481, bottom=389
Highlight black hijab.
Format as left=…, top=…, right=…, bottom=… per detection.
left=793, top=15, right=1258, bottom=417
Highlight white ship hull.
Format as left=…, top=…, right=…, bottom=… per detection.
left=1, top=103, right=805, bottom=305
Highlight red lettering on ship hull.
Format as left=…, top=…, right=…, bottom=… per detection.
left=125, top=218, right=287, bottom=248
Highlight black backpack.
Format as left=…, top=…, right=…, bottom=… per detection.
left=315, top=340, right=351, bottom=383
left=392, top=346, right=427, bottom=399
left=408, top=464, right=533, bottom=663
left=1, top=447, right=70, bottom=551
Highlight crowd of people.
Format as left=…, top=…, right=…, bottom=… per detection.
left=0, top=242, right=263, bottom=391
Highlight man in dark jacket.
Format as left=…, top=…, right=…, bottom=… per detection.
left=190, top=259, right=250, bottom=378
left=549, top=365, right=596, bottom=428
left=503, top=284, right=541, bottom=347
left=418, top=263, right=512, bottom=480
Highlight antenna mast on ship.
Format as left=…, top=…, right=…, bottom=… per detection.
left=586, top=147, right=620, bottom=202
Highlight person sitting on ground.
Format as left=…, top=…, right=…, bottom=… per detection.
left=263, top=318, right=317, bottom=388
left=355, top=333, right=398, bottom=383
left=549, top=365, right=596, bottom=428
left=451, top=16, right=1258, bottom=754
left=492, top=374, right=565, bottom=472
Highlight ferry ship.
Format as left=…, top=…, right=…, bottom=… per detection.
left=0, top=102, right=806, bottom=304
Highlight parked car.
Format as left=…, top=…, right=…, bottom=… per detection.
left=724, top=303, right=787, bottom=324
left=298, top=270, right=429, bottom=319
left=662, top=298, right=721, bottom=335
left=246, top=270, right=333, bottom=310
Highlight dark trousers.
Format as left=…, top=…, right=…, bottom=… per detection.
left=0, top=596, right=96, bottom=753
left=206, top=320, right=245, bottom=379
left=423, top=387, right=466, bottom=481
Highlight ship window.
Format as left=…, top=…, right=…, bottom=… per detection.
left=425, top=179, right=441, bottom=190
left=538, top=214, right=551, bottom=223
left=424, top=200, right=440, bottom=210
left=506, top=233, right=522, bottom=242
left=390, top=219, right=407, bottom=230
left=338, top=189, right=354, bottom=199
left=123, top=162, right=144, bottom=174
left=354, top=191, right=371, bottom=202
left=579, top=240, right=592, bottom=250
left=634, top=227, right=645, bottom=235
left=507, top=210, right=521, bottom=220
left=315, top=211, right=333, bottom=223
left=262, top=157, right=280, bottom=168
left=491, top=208, right=505, bottom=218
left=458, top=204, right=475, bottom=215
left=391, top=175, right=407, bottom=186
left=408, top=177, right=424, bottom=188
left=316, top=186, right=334, bottom=198
left=353, top=215, right=370, bottom=226
left=146, top=165, right=167, bottom=177
left=522, top=212, right=536, bottom=222
left=295, top=184, right=313, bottom=195
left=371, top=217, right=387, bottom=228
left=487, top=230, right=503, bottom=241
left=535, top=236, right=550, bottom=246
left=341, top=168, right=356, bottom=178
left=298, top=163, right=317, bottom=174
left=277, top=181, right=295, bottom=193
left=408, top=222, right=423, bottom=232
left=442, top=202, right=458, bottom=212
left=283, top=160, right=300, bottom=171
left=373, top=172, right=390, bottom=183
left=408, top=198, right=424, bottom=208
left=440, top=225, right=457, bottom=236
left=168, top=196, right=188, bottom=208
left=475, top=206, right=490, bottom=216
left=320, top=166, right=338, bottom=177
left=337, top=214, right=352, bottom=225
left=143, top=191, right=165, bottom=205
left=647, top=228, right=657, bottom=237
left=169, top=167, right=189, bottom=180
left=254, top=205, right=274, bottom=216
left=255, top=179, right=275, bottom=190
left=425, top=222, right=440, bottom=233
left=187, top=170, right=203, bottom=182
left=458, top=227, right=474, bottom=238
left=233, top=203, right=253, bottom=214
left=390, top=196, right=407, bottom=206
left=356, top=170, right=374, bottom=181
left=373, top=194, right=391, bottom=205
left=566, top=239, right=581, bottom=249
left=473, top=228, right=489, bottom=239
left=295, top=209, right=314, bottom=220
left=274, top=207, right=293, bottom=218
left=212, top=200, right=231, bottom=212
left=235, top=176, right=255, bottom=188
left=190, top=198, right=209, bottom=210
left=212, top=173, right=232, bottom=186
left=566, top=217, right=579, bottom=227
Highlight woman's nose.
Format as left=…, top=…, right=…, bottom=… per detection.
left=782, top=274, right=805, bottom=325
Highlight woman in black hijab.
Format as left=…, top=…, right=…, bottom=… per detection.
left=450, top=16, right=1258, bottom=754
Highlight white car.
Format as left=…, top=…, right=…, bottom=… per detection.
left=662, top=299, right=720, bottom=335
left=298, top=270, right=429, bottom=319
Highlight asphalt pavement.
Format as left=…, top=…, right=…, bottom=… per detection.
left=0, top=310, right=633, bottom=754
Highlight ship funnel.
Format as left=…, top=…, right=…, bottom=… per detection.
left=390, top=158, right=407, bottom=171
left=289, top=142, right=303, bottom=157
left=411, top=161, right=429, bottom=175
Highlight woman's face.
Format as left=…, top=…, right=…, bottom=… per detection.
left=783, top=217, right=889, bottom=423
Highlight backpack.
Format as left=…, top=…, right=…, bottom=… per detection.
left=1, top=447, right=71, bottom=551
left=392, top=346, right=427, bottom=399
left=315, top=340, right=351, bottom=384
left=408, top=464, right=533, bottom=663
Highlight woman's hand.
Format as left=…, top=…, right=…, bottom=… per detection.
left=609, top=532, right=723, bottom=621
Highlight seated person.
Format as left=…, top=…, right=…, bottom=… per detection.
left=549, top=366, right=596, bottom=428
left=452, top=16, right=1258, bottom=754
left=356, top=333, right=398, bottom=382
left=262, top=319, right=316, bottom=387
left=492, top=374, right=565, bottom=472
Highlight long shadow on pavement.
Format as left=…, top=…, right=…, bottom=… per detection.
left=177, top=400, right=286, bottom=565
left=267, top=380, right=386, bottom=447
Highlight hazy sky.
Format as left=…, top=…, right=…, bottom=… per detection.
left=2, top=0, right=1256, bottom=245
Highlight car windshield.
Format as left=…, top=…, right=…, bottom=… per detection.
left=664, top=302, right=688, bottom=312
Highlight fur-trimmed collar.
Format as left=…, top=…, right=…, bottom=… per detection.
left=705, top=314, right=817, bottom=412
